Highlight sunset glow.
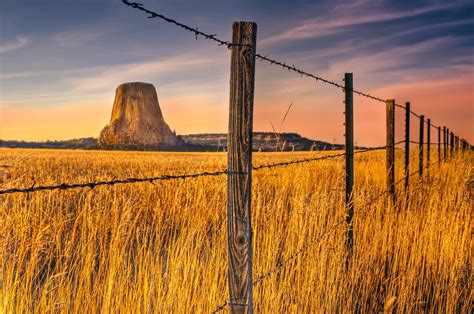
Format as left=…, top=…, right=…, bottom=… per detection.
left=1, top=0, right=472, bottom=145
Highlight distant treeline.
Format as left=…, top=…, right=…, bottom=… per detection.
left=1, top=132, right=343, bottom=152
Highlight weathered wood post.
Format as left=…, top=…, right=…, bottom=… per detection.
left=443, top=126, right=447, bottom=161
left=447, top=128, right=450, bottom=159
left=404, top=102, right=410, bottom=190
left=438, top=127, right=441, bottom=166
left=344, top=73, right=354, bottom=258
left=227, top=21, right=256, bottom=314
left=450, top=131, right=454, bottom=159
left=419, top=115, right=424, bottom=177
left=386, top=99, right=395, bottom=202
left=427, top=119, right=431, bottom=169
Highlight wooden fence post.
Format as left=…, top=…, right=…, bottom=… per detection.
left=427, top=119, right=431, bottom=169
left=344, top=73, right=354, bottom=258
left=443, top=127, right=447, bottom=161
left=386, top=99, right=395, bottom=201
left=404, top=102, right=410, bottom=190
left=447, top=128, right=450, bottom=159
left=450, top=131, right=454, bottom=159
left=227, top=21, right=256, bottom=314
left=419, top=115, right=424, bottom=177
left=438, top=127, right=441, bottom=166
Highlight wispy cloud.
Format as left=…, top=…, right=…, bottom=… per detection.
left=53, top=31, right=103, bottom=47
left=70, top=52, right=227, bottom=93
left=0, top=36, right=28, bottom=54
left=261, top=1, right=467, bottom=45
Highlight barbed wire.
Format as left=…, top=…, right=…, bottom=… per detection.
left=117, top=1, right=465, bottom=138
left=211, top=173, right=402, bottom=313
left=212, top=157, right=448, bottom=313
left=0, top=147, right=387, bottom=196
left=119, top=1, right=401, bottom=106
left=409, top=110, right=421, bottom=119
left=256, top=54, right=407, bottom=108
left=0, top=170, right=232, bottom=195
left=211, top=220, right=344, bottom=313
left=430, top=122, right=440, bottom=129
left=253, top=220, right=344, bottom=286
left=252, top=146, right=387, bottom=171
left=121, top=0, right=236, bottom=48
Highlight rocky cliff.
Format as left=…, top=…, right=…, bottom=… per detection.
left=99, top=82, right=180, bottom=149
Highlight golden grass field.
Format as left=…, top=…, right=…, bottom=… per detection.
left=0, top=148, right=472, bottom=313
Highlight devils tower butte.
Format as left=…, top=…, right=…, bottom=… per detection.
left=99, top=82, right=180, bottom=149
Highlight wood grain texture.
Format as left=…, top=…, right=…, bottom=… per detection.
left=227, top=21, right=256, bottom=314
left=344, top=73, right=354, bottom=257
left=419, top=115, right=424, bottom=177
left=386, top=100, right=395, bottom=201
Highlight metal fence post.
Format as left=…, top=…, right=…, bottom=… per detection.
left=427, top=119, right=431, bottom=169
left=419, top=115, right=424, bottom=177
left=386, top=99, right=395, bottom=202
left=344, top=73, right=354, bottom=259
left=227, top=21, right=257, bottom=314
left=404, top=102, right=410, bottom=189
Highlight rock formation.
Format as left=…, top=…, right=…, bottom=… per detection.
left=99, top=82, right=180, bottom=149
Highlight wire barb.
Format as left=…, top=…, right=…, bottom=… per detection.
left=120, top=0, right=453, bottom=132
left=0, top=170, right=234, bottom=195
left=122, top=0, right=235, bottom=48
left=252, top=146, right=387, bottom=170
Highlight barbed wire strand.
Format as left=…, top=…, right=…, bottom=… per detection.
left=252, top=146, right=386, bottom=171
left=211, top=220, right=344, bottom=313
left=121, top=0, right=236, bottom=48
left=212, top=157, right=444, bottom=313
left=0, top=147, right=388, bottom=195
left=118, top=1, right=462, bottom=137
left=0, top=170, right=232, bottom=195
left=119, top=1, right=403, bottom=107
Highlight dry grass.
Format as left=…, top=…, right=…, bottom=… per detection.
left=0, top=148, right=472, bottom=313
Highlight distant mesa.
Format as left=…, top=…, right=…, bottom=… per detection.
left=99, top=82, right=181, bottom=149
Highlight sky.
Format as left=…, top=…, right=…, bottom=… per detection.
left=0, top=0, right=473, bottom=146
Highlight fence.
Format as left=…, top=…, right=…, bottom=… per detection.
left=1, top=1, right=472, bottom=313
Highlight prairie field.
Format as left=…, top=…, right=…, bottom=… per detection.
left=0, top=148, right=472, bottom=313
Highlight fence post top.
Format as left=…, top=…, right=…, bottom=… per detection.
left=232, top=21, right=257, bottom=27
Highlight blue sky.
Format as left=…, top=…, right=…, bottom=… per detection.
left=1, top=0, right=473, bottom=145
